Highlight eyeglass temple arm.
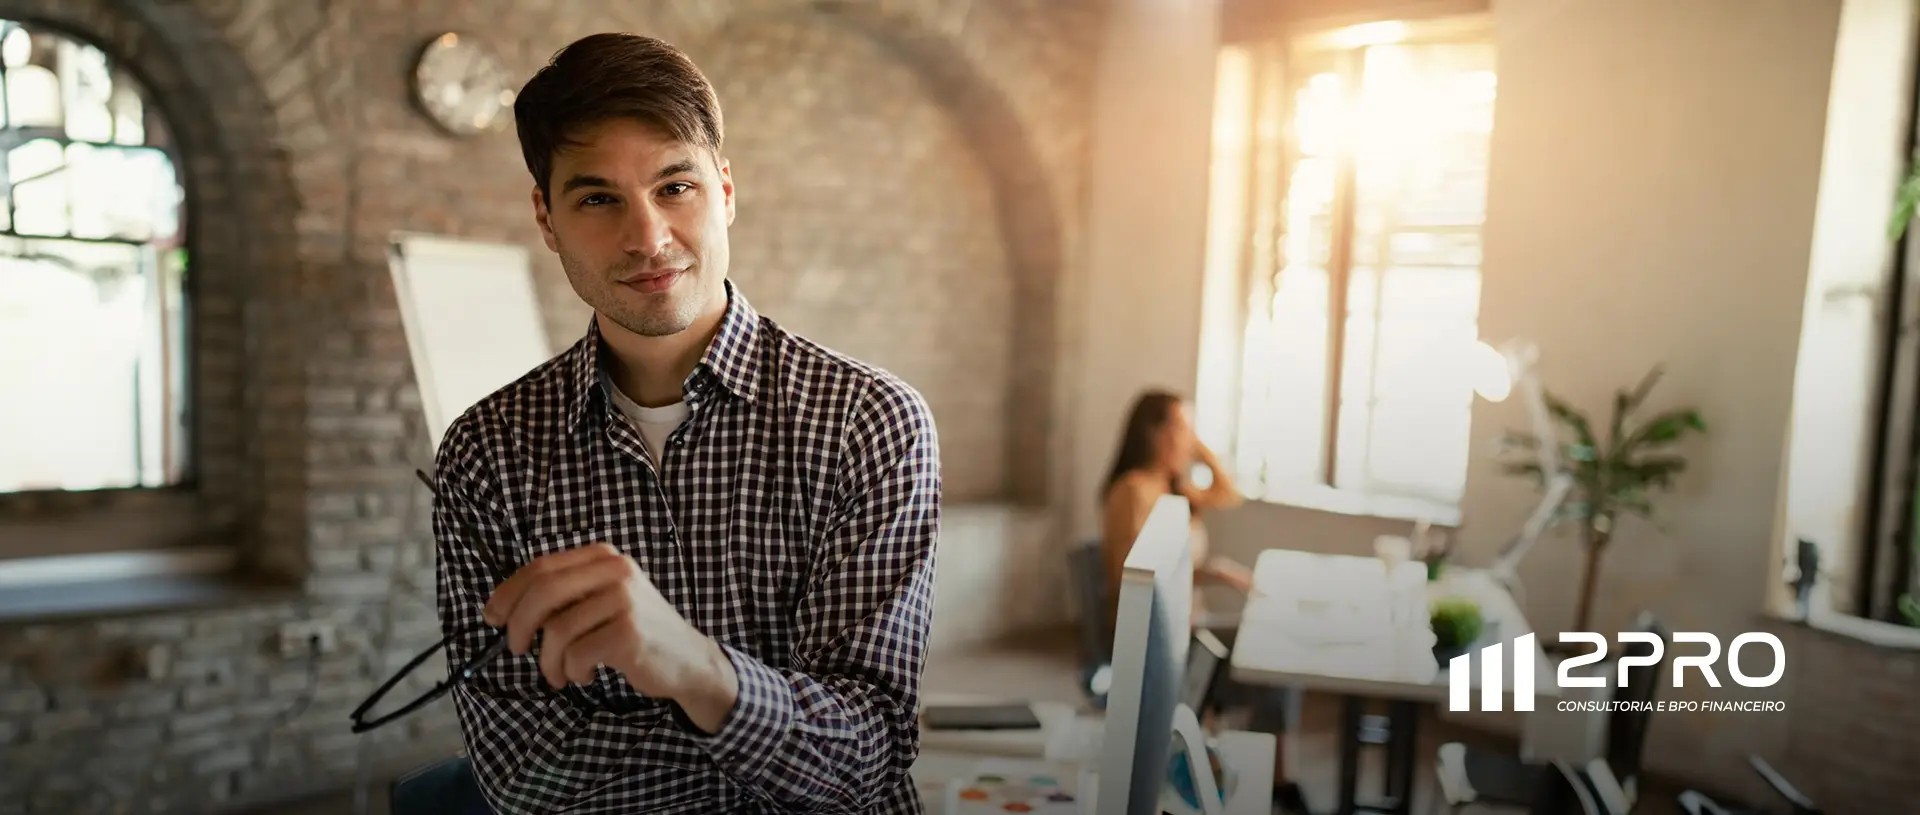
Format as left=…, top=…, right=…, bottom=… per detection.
left=351, top=634, right=509, bottom=733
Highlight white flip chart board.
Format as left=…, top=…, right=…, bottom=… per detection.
left=387, top=233, right=554, bottom=453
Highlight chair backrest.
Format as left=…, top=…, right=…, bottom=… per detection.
left=1531, top=761, right=1618, bottom=815
left=390, top=755, right=484, bottom=815
left=1069, top=539, right=1109, bottom=670
left=1749, top=755, right=1820, bottom=815
left=1605, top=611, right=1671, bottom=792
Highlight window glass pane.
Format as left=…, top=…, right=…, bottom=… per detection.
left=12, top=169, right=69, bottom=237
left=110, top=75, right=145, bottom=145
left=12, top=137, right=70, bottom=237
left=61, top=39, right=115, bottom=142
left=0, top=24, right=27, bottom=69
left=0, top=239, right=186, bottom=491
left=1362, top=404, right=1474, bottom=503
left=67, top=143, right=178, bottom=242
left=1238, top=265, right=1332, bottom=488
left=5, top=28, right=61, bottom=128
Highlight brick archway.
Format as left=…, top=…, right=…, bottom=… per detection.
left=684, top=0, right=1070, bottom=505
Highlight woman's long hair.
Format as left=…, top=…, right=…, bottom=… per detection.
left=1100, top=389, right=1185, bottom=503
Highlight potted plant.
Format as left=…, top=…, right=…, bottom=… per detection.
left=1430, top=596, right=1485, bottom=663
left=1497, top=365, right=1706, bottom=633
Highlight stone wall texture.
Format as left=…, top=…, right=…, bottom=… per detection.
left=0, top=0, right=1105, bottom=811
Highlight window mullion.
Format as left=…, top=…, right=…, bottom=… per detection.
left=1320, top=47, right=1363, bottom=488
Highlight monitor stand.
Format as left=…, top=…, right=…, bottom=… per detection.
left=1162, top=703, right=1227, bottom=815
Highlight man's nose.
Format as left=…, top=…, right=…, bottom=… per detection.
left=622, top=203, right=673, bottom=257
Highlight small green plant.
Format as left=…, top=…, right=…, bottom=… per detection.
left=1498, top=365, right=1706, bottom=632
left=1891, top=156, right=1920, bottom=628
left=1430, top=596, right=1485, bottom=650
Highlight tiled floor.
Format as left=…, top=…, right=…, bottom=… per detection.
left=251, top=631, right=1686, bottom=814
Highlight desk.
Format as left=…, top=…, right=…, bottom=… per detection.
left=1228, top=550, right=1559, bottom=815
left=911, top=695, right=1275, bottom=814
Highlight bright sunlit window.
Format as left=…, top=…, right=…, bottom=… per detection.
left=1210, top=19, right=1497, bottom=514
left=0, top=21, right=188, bottom=494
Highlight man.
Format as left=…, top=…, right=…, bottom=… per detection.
left=432, top=32, right=941, bottom=814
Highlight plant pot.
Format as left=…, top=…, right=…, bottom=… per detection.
left=1432, top=642, right=1470, bottom=664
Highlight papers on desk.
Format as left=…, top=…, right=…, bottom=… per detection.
left=946, top=759, right=1086, bottom=815
left=1246, top=599, right=1391, bottom=644
left=1236, top=551, right=1446, bottom=686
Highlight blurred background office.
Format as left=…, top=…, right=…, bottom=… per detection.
left=2, top=0, right=1919, bottom=813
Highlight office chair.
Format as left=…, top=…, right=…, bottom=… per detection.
left=1434, top=612, right=1672, bottom=812
left=1676, top=755, right=1820, bottom=815
left=1530, top=760, right=1625, bottom=815
left=390, top=754, right=488, bottom=815
left=1068, top=539, right=1111, bottom=706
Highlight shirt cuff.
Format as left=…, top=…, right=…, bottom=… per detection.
left=680, top=643, right=793, bottom=782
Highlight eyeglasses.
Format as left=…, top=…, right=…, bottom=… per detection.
left=351, top=629, right=510, bottom=734
left=349, top=470, right=516, bottom=735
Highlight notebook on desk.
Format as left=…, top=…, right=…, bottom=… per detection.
left=923, top=703, right=1044, bottom=731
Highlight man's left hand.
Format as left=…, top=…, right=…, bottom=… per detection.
left=482, top=543, right=740, bottom=731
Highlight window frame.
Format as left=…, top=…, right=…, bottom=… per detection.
left=1862, top=160, right=1920, bottom=626
left=1210, top=15, right=1496, bottom=521
left=0, top=19, right=225, bottom=574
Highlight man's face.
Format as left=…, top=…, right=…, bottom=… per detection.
left=533, top=117, right=735, bottom=338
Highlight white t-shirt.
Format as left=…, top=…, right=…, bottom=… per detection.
left=602, top=373, right=690, bottom=465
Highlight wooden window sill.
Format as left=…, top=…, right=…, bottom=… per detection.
left=0, top=549, right=298, bottom=624
left=1761, top=606, right=1920, bottom=653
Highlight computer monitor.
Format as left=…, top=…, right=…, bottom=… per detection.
left=1097, top=495, right=1225, bottom=815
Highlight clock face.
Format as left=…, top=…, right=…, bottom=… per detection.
left=412, top=32, right=513, bottom=136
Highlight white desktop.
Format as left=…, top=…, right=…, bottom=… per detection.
left=929, top=495, right=1272, bottom=815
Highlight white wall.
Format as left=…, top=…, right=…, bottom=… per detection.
left=1455, top=0, right=1841, bottom=789
left=1065, top=0, right=1225, bottom=542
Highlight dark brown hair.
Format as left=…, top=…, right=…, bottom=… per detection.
left=513, top=33, right=725, bottom=200
left=1101, top=389, right=1185, bottom=502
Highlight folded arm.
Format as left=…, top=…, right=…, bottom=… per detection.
left=679, top=379, right=941, bottom=812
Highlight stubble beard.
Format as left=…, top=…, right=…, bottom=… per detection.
left=561, top=250, right=707, bottom=338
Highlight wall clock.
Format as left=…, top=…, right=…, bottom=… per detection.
left=410, top=32, right=514, bottom=136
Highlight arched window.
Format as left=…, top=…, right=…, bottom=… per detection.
left=0, top=20, right=187, bottom=494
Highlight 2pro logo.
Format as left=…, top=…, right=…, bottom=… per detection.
left=1446, top=632, right=1787, bottom=713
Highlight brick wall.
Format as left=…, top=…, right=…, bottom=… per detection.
left=0, top=0, right=1103, bottom=811
left=1770, top=623, right=1920, bottom=815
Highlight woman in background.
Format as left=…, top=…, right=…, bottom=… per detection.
left=1098, top=389, right=1316, bottom=815
left=1099, top=389, right=1252, bottom=624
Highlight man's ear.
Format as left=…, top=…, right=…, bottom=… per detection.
left=717, top=156, right=735, bottom=226
left=532, top=185, right=559, bottom=253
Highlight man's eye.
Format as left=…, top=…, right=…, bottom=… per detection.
left=580, top=194, right=615, bottom=207
left=661, top=183, right=692, bottom=197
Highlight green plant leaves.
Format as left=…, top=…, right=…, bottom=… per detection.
left=1497, top=364, right=1705, bottom=530
left=1890, top=151, right=1920, bottom=242
left=1624, top=408, right=1707, bottom=449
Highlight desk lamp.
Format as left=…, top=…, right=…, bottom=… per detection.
left=1469, top=339, right=1575, bottom=608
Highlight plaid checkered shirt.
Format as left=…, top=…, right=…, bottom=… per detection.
left=432, top=281, right=940, bottom=814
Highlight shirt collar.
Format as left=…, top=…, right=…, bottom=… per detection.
left=566, top=280, right=763, bottom=428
